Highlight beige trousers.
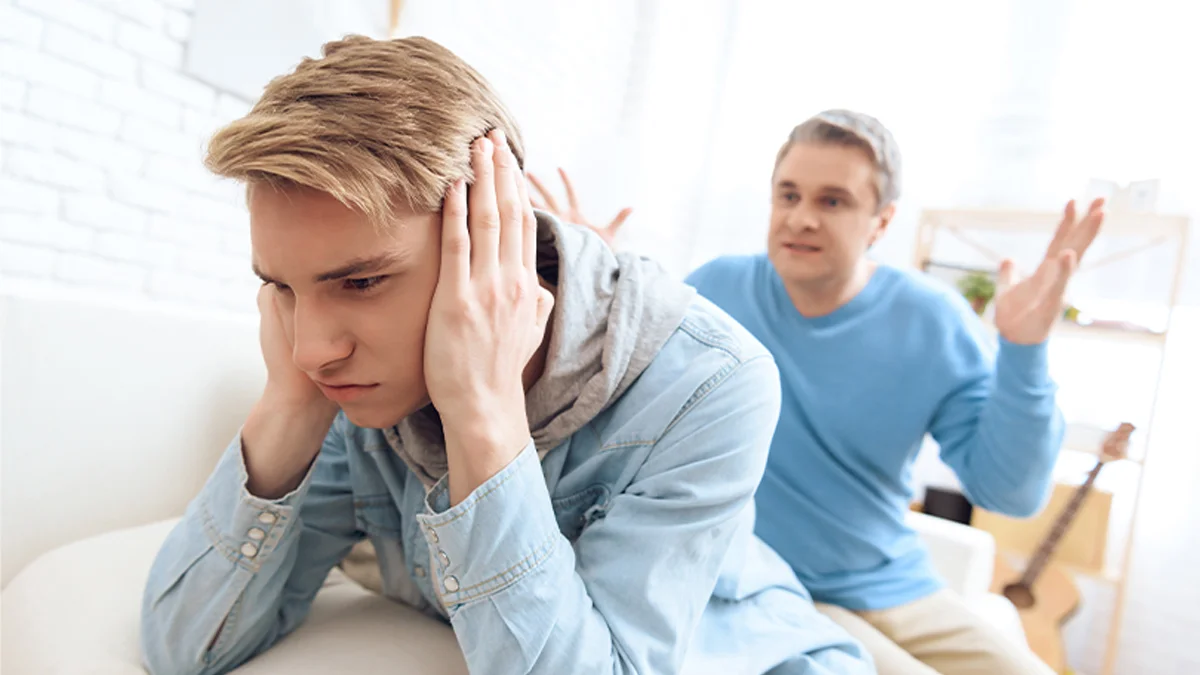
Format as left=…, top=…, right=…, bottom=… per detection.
left=816, top=590, right=1055, bottom=675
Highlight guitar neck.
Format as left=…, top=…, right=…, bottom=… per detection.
left=1019, top=460, right=1104, bottom=587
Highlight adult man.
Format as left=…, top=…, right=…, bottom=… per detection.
left=138, top=37, right=871, bottom=675
left=537, top=110, right=1104, bottom=674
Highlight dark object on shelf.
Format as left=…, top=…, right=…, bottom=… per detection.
left=923, top=487, right=974, bottom=525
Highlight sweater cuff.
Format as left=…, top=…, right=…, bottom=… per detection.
left=996, top=337, right=1054, bottom=392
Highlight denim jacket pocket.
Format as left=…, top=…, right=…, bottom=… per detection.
left=550, top=484, right=611, bottom=542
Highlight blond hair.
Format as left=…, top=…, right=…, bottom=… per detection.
left=206, top=35, right=525, bottom=225
left=774, top=109, right=901, bottom=209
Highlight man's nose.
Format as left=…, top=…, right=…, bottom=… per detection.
left=784, top=203, right=820, bottom=232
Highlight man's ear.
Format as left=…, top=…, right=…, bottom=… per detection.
left=869, top=202, right=896, bottom=247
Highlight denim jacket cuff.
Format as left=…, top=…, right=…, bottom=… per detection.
left=197, top=431, right=315, bottom=571
left=414, top=440, right=562, bottom=609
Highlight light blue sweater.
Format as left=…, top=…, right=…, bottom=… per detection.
left=687, top=255, right=1064, bottom=610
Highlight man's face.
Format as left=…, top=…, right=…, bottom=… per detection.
left=767, top=142, right=892, bottom=287
left=249, top=186, right=441, bottom=429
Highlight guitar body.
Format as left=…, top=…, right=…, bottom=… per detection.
left=984, top=423, right=1134, bottom=674
left=992, top=553, right=1081, bottom=673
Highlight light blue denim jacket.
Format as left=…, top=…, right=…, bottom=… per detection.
left=141, top=219, right=872, bottom=675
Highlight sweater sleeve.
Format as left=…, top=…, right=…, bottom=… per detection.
left=929, top=318, right=1065, bottom=518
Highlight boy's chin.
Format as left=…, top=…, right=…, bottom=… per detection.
left=339, top=395, right=430, bottom=430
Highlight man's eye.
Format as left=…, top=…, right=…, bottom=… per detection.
left=263, top=280, right=292, bottom=293
left=345, top=276, right=387, bottom=292
left=821, top=197, right=841, bottom=207
left=782, top=192, right=800, bottom=203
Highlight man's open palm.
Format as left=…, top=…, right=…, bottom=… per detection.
left=528, top=168, right=632, bottom=247
left=994, top=198, right=1106, bottom=345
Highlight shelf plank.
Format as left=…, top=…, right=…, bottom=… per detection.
left=1061, top=423, right=1145, bottom=464
left=972, top=314, right=1168, bottom=347
left=922, top=208, right=1189, bottom=239
left=1052, top=320, right=1167, bottom=345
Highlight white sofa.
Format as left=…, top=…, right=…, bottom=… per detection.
left=0, top=288, right=1022, bottom=674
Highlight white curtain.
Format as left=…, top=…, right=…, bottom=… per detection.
left=395, top=0, right=741, bottom=278
left=689, top=0, right=1198, bottom=296
left=687, top=0, right=1016, bottom=272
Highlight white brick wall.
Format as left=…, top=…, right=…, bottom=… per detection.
left=116, top=19, right=183, bottom=67
left=13, top=0, right=115, bottom=41
left=27, top=86, right=123, bottom=134
left=43, top=22, right=139, bottom=81
left=4, top=146, right=107, bottom=190
left=1, top=43, right=103, bottom=96
left=0, top=178, right=60, bottom=215
left=0, top=74, right=28, bottom=109
left=94, top=0, right=166, bottom=29
left=164, top=8, right=190, bottom=42
left=0, top=4, right=45, bottom=47
left=0, top=0, right=256, bottom=313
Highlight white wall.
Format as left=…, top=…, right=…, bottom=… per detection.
left=184, top=0, right=388, bottom=101
left=0, top=0, right=260, bottom=312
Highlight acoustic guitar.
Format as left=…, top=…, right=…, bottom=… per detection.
left=991, top=422, right=1135, bottom=674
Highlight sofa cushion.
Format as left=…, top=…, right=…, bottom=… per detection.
left=0, top=519, right=466, bottom=675
left=0, top=291, right=266, bottom=588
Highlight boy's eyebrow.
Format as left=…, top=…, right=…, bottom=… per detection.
left=251, top=252, right=406, bottom=285
left=313, top=252, right=405, bottom=283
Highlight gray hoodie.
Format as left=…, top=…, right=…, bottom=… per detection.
left=384, top=211, right=696, bottom=485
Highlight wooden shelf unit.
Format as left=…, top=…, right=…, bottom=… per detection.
left=912, top=205, right=1190, bottom=675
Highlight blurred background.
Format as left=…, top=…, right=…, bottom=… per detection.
left=1, top=1, right=1196, bottom=673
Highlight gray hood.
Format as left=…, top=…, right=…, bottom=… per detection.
left=385, top=211, right=696, bottom=487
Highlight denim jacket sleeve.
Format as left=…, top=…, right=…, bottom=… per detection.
left=419, top=353, right=782, bottom=674
left=140, top=413, right=362, bottom=675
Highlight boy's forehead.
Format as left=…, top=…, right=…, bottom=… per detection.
left=248, top=187, right=432, bottom=283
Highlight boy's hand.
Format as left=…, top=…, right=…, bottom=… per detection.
left=241, top=285, right=339, bottom=499
left=425, top=129, right=554, bottom=504
left=256, top=284, right=339, bottom=416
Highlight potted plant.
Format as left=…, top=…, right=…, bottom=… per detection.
left=957, top=271, right=996, bottom=316
left=1062, top=303, right=1081, bottom=324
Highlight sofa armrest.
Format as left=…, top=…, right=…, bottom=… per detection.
left=0, top=519, right=466, bottom=675
left=906, top=510, right=995, bottom=597
left=1, top=290, right=263, bottom=588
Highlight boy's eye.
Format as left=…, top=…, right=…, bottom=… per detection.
left=345, top=276, right=387, bottom=292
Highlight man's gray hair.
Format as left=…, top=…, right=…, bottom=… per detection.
left=775, top=109, right=901, bottom=209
